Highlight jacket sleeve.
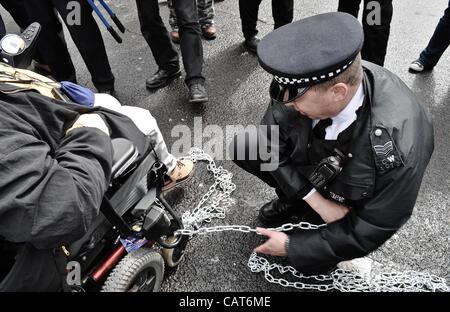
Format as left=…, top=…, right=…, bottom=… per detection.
left=260, top=105, right=313, bottom=199
left=0, top=128, right=113, bottom=250
left=287, top=162, right=425, bottom=274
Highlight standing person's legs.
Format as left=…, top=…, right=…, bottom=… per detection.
left=172, top=0, right=205, bottom=87
left=1, top=0, right=31, bottom=30
left=361, top=0, right=393, bottom=66
left=337, top=0, right=362, bottom=17
left=0, top=0, right=51, bottom=70
left=24, top=0, right=76, bottom=82
left=135, top=0, right=179, bottom=72
left=170, top=0, right=216, bottom=41
left=238, top=0, right=262, bottom=40
left=0, top=13, right=5, bottom=38
left=52, top=0, right=115, bottom=92
left=167, top=0, right=178, bottom=31
left=418, top=2, right=450, bottom=68
left=167, top=0, right=181, bottom=43
left=172, top=0, right=208, bottom=103
left=198, top=0, right=216, bottom=39
left=136, top=0, right=181, bottom=90
left=272, top=0, right=294, bottom=29
left=239, top=0, right=263, bottom=53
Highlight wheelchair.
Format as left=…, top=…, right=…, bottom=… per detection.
left=67, top=137, right=189, bottom=292
left=0, top=23, right=188, bottom=292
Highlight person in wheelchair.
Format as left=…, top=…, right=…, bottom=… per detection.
left=0, top=63, right=193, bottom=291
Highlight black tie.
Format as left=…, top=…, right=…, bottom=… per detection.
left=313, top=118, right=333, bottom=139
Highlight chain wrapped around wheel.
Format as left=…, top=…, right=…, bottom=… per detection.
left=101, top=248, right=164, bottom=292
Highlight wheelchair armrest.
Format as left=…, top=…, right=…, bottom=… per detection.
left=111, top=138, right=139, bottom=179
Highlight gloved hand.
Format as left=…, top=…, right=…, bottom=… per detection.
left=66, top=113, right=110, bottom=136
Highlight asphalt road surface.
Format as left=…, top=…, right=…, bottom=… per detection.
left=1, top=0, right=448, bottom=292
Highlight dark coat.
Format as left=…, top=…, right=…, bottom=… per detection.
left=0, top=90, right=148, bottom=290
left=261, top=61, right=434, bottom=274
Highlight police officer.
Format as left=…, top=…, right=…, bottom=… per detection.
left=230, top=12, right=434, bottom=274
left=24, top=0, right=115, bottom=94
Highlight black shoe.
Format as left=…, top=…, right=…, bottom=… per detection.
left=258, top=199, right=308, bottom=226
left=146, top=68, right=181, bottom=90
left=244, top=36, right=260, bottom=54
left=188, top=83, right=208, bottom=104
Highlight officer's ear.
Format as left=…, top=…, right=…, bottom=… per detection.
left=330, top=83, right=348, bottom=102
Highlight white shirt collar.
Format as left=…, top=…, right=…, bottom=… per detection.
left=312, top=83, right=365, bottom=140
left=332, top=83, right=364, bottom=123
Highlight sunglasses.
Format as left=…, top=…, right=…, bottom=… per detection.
left=269, top=79, right=311, bottom=105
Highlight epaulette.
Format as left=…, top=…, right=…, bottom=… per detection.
left=370, top=125, right=404, bottom=174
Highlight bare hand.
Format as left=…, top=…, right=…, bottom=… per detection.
left=304, top=191, right=349, bottom=223
left=67, top=114, right=110, bottom=136
left=253, top=227, right=288, bottom=257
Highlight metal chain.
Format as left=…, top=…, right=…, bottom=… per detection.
left=175, top=222, right=326, bottom=237
left=248, top=253, right=449, bottom=292
left=173, top=147, right=449, bottom=292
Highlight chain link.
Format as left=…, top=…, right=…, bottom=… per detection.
left=173, top=147, right=449, bottom=292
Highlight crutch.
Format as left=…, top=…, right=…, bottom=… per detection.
left=86, top=0, right=124, bottom=43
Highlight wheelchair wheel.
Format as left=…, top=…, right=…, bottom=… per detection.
left=101, top=248, right=164, bottom=292
left=162, top=235, right=188, bottom=268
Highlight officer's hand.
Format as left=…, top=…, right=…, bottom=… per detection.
left=253, top=228, right=288, bottom=257
left=304, top=192, right=349, bottom=223
left=66, top=114, right=110, bottom=136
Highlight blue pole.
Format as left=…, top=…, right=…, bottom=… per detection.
left=98, top=0, right=114, bottom=17
left=98, top=0, right=126, bottom=33
left=86, top=0, right=122, bottom=43
left=86, top=0, right=111, bottom=28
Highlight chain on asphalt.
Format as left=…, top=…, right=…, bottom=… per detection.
left=170, top=147, right=449, bottom=292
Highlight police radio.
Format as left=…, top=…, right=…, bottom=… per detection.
left=308, top=152, right=343, bottom=189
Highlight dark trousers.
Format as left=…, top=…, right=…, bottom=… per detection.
left=230, top=130, right=296, bottom=203
left=0, top=14, right=5, bottom=38
left=136, top=0, right=205, bottom=87
left=0, top=243, right=61, bottom=292
left=238, top=0, right=294, bottom=39
left=338, top=0, right=393, bottom=67
left=0, top=0, right=47, bottom=64
left=25, top=0, right=115, bottom=91
left=0, top=0, right=30, bottom=30
left=419, top=2, right=450, bottom=68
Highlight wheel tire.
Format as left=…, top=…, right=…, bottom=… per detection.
left=162, top=236, right=187, bottom=268
left=101, top=248, right=164, bottom=292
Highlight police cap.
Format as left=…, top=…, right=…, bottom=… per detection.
left=257, top=12, right=364, bottom=104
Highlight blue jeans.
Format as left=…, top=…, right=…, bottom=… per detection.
left=419, top=1, right=450, bottom=68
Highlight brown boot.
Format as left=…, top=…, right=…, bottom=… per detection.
left=162, top=160, right=195, bottom=193
left=202, top=26, right=216, bottom=40
left=170, top=30, right=180, bottom=44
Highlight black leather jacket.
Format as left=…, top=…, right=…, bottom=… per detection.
left=261, top=61, right=434, bottom=274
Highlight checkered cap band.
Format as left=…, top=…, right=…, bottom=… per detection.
left=274, top=59, right=354, bottom=85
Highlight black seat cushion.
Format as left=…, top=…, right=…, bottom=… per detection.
left=111, top=138, right=138, bottom=179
